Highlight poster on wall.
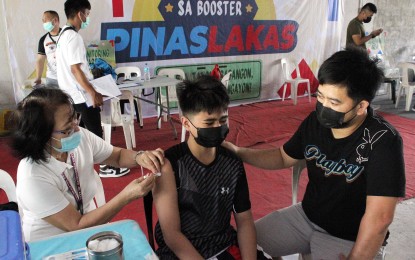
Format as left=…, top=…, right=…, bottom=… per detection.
left=86, top=40, right=116, bottom=67
left=4, top=0, right=344, bottom=112
left=156, top=61, right=262, bottom=102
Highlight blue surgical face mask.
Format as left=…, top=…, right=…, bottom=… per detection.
left=43, top=21, right=54, bottom=32
left=81, top=16, right=90, bottom=30
left=51, top=130, right=81, bottom=153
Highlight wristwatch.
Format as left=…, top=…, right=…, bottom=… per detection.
left=134, top=150, right=145, bottom=165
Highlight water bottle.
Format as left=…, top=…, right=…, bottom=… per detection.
left=143, top=63, right=151, bottom=81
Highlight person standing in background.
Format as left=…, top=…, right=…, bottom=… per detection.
left=56, top=0, right=129, bottom=177
left=35, top=10, right=61, bottom=88
left=346, top=3, right=383, bottom=49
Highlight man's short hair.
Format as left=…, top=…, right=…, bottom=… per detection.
left=44, top=10, right=59, bottom=21
left=64, top=0, right=91, bottom=19
left=317, top=46, right=384, bottom=103
left=177, top=75, right=229, bottom=117
left=361, top=3, right=377, bottom=14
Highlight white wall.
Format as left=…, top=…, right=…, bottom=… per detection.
left=375, top=0, right=415, bottom=65
left=0, top=2, right=14, bottom=107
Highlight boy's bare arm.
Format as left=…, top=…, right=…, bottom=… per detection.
left=235, top=210, right=257, bottom=259
left=152, top=160, right=203, bottom=260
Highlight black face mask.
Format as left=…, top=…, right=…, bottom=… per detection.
left=363, top=16, right=372, bottom=23
left=316, top=101, right=359, bottom=129
left=188, top=119, right=229, bottom=148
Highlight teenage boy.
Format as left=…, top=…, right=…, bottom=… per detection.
left=152, top=75, right=270, bottom=259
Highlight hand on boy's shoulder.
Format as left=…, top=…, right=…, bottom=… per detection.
left=221, top=140, right=238, bottom=154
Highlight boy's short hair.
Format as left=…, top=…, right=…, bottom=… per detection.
left=177, top=75, right=230, bottom=117
left=317, top=46, right=384, bottom=103
left=44, top=10, right=60, bottom=21
left=64, top=0, right=91, bottom=19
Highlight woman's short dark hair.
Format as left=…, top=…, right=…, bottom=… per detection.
left=65, top=0, right=91, bottom=19
left=317, top=46, right=384, bottom=103
left=10, top=88, right=74, bottom=163
left=177, top=75, right=229, bottom=117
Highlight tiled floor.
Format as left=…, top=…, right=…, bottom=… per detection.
left=387, top=198, right=415, bottom=259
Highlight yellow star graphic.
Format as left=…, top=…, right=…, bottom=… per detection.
left=246, top=4, right=253, bottom=13
left=165, top=3, right=174, bottom=12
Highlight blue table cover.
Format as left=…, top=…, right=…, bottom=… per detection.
left=28, top=219, right=157, bottom=259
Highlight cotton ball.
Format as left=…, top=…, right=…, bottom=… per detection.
left=106, top=238, right=120, bottom=250
left=88, top=239, right=99, bottom=251
left=97, top=239, right=109, bottom=251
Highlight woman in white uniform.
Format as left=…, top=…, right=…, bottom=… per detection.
left=11, top=87, right=164, bottom=241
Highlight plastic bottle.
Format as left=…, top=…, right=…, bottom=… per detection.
left=143, top=63, right=151, bottom=81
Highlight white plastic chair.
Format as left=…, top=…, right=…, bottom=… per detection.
left=379, top=56, right=399, bottom=102
left=115, top=67, right=143, bottom=128
left=0, top=169, right=17, bottom=202
left=281, top=58, right=311, bottom=105
left=221, top=71, right=232, bottom=88
left=292, top=160, right=306, bottom=205
left=101, top=92, right=136, bottom=150
left=157, top=68, right=186, bottom=141
left=93, top=171, right=106, bottom=207
left=395, top=62, right=415, bottom=111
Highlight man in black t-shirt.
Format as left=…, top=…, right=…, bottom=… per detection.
left=223, top=47, right=405, bottom=259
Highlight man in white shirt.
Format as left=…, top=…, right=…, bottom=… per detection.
left=56, top=0, right=129, bottom=177
left=35, top=10, right=61, bottom=88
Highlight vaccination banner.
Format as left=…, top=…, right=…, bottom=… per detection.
left=3, top=0, right=344, bottom=115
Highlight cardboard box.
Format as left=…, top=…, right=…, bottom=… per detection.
left=0, top=109, right=13, bottom=136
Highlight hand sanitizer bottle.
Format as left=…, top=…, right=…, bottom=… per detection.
left=143, top=63, right=151, bottom=81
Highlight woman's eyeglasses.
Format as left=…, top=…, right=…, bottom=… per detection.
left=53, top=112, right=81, bottom=135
